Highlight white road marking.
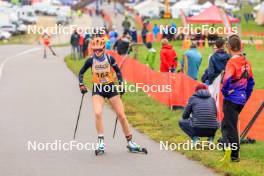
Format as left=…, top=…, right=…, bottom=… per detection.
left=0, top=47, right=41, bottom=80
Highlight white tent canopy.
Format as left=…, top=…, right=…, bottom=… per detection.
left=134, top=0, right=165, bottom=18
left=171, top=0, right=195, bottom=18
left=201, top=1, right=213, bottom=10
left=215, top=0, right=239, bottom=12
left=256, top=2, right=264, bottom=25
left=188, top=1, right=212, bottom=16
left=189, top=4, right=203, bottom=16
left=254, top=2, right=264, bottom=11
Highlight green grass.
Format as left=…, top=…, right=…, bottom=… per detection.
left=0, top=34, right=39, bottom=45
left=234, top=5, right=264, bottom=32
left=150, top=18, right=182, bottom=26
left=65, top=53, right=264, bottom=176
left=53, top=42, right=71, bottom=47
left=134, top=41, right=264, bottom=89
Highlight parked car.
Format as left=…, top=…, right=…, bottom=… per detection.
left=0, top=24, right=17, bottom=35
left=0, top=29, right=11, bottom=40
left=12, top=21, right=27, bottom=34
left=56, top=15, right=70, bottom=25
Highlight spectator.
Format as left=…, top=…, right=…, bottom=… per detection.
left=79, top=33, right=84, bottom=59
left=113, top=32, right=131, bottom=55
left=179, top=84, right=219, bottom=145
left=160, top=39, right=177, bottom=72
left=244, top=13, right=249, bottom=23
left=83, top=33, right=91, bottom=58
left=70, top=30, right=81, bottom=60
left=141, top=24, right=148, bottom=45
left=181, top=43, right=202, bottom=80
left=130, top=27, right=138, bottom=43
left=220, top=34, right=255, bottom=162
left=105, top=35, right=111, bottom=50
left=162, top=25, right=169, bottom=40
left=152, top=24, right=160, bottom=39
left=122, top=16, right=131, bottom=34
left=109, top=29, right=118, bottom=46
left=145, top=42, right=156, bottom=69
left=202, top=38, right=230, bottom=85
left=168, top=23, right=176, bottom=41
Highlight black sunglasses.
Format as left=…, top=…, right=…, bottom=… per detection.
left=93, top=49, right=104, bottom=52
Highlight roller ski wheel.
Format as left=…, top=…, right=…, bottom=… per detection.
left=127, top=146, right=148, bottom=154
left=95, top=149, right=104, bottom=156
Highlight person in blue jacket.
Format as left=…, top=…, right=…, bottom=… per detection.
left=181, top=43, right=202, bottom=80
left=179, top=84, right=219, bottom=145
left=152, top=24, right=160, bottom=39
left=202, top=38, right=230, bottom=85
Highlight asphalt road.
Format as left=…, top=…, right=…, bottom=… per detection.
left=0, top=44, right=216, bottom=176
left=0, top=3, right=216, bottom=174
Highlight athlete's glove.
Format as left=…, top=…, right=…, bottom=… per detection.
left=79, top=83, right=87, bottom=94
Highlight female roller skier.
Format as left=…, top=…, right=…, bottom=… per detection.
left=41, top=32, right=57, bottom=58
left=78, top=37, right=145, bottom=155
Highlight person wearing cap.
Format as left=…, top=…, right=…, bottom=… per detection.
left=179, top=84, right=219, bottom=145
left=160, top=38, right=177, bottom=72
left=181, top=43, right=202, bottom=80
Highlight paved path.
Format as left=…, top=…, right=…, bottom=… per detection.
left=0, top=4, right=216, bottom=175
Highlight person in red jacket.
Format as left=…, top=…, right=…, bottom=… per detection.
left=160, top=38, right=177, bottom=72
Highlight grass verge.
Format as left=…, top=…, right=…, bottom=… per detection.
left=134, top=40, right=264, bottom=89
left=65, top=54, right=264, bottom=176
left=0, top=34, right=39, bottom=45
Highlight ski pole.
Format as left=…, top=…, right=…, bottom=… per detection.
left=113, top=95, right=123, bottom=139
left=113, top=116, right=118, bottom=139
left=73, top=94, right=85, bottom=139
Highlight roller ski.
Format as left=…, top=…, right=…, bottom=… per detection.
left=95, top=136, right=105, bottom=156
left=127, top=140, right=148, bottom=154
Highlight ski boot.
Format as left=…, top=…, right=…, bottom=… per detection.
left=95, top=136, right=105, bottom=156
left=127, top=140, right=147, bottom=154
left=95, top=142, right=105, bottom=155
